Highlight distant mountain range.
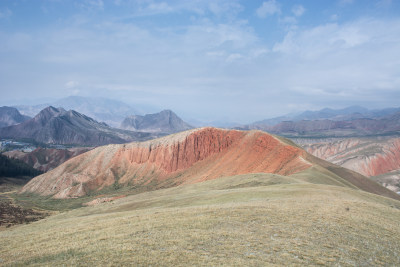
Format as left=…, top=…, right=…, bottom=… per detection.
left=14, top=96, right=139, bottom=128
left=238, top=106, right=400, bottom=137
left=0, top=106, right=157, bottom=146
left=120, top=110, right=193, bottom=134
left=250, top=106, right=400, bottom=126
left=0, top=106, right=31, bottom=128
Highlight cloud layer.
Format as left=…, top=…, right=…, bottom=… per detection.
left=0, top=0, right=400, bottom=123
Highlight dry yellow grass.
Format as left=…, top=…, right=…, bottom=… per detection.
left=1, top=174, right=400, bottom=266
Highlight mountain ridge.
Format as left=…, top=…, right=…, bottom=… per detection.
left=14, top=96, right=140, bottom=127
left=0, top=106, right=156, bottom=146
left=0, top=106, right=31, bottom=128
left=238, top=111, right=400, bottom=137
left=20, top=127, right=399, bottom=201
left=120, top=109, right=193, bottom=134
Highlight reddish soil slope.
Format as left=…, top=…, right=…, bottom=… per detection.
left=303, top=137, right=400, bottom=177
left=20, top=128, right=310, bottom=198
left=20, top=128, right=399, bottom=201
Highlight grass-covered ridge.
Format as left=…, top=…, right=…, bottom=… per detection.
left=1, top=173, right=400, bottom=266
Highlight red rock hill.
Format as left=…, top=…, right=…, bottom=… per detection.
left=20, top=128, right=400, bottom=201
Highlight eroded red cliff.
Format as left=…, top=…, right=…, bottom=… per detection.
left=20, top=128, right=311, bottom=198
left=303, top=137, right=400, bottom=177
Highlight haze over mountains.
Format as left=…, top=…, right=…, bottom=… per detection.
left=238, top=106, right=400, bottom=137
left=251, top=106, right=400, bottom=126
left=0, top=106, right=31, bottom=128
left=8, top=95, right=400, bottom=130
left=0, top=106, right=155, bottom=146
left=14, top=96, right=140, bottom=128
left=3, top=108, right=400, bottom=266
left=120, top=110, right=193, bottom=134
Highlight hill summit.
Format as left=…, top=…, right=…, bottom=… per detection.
left=0, top=106, right=154, bottom=146
left=20, top=127, right=399, bottom=200
left=120, top=109, right=193, bottom=134
left=0, top=106, right=30, bottom=128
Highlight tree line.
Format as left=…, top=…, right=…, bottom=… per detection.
left=0, top=154, right=42, bottom=178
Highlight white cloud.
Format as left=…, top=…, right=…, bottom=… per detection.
left=271, top=18, right=400, bottom=101
left=182, top=22, right=258, bottom=53
left=339, top=0, right=355, bottom=5
left=146, top=2, right=173, bottom=14
left=226, top=53, right=243, bottom=62
left=331, top=14, right=339, bottom=21
left=281, top=16, right=297, bottom=25
left=121, top=0, right=243, bottom=18
left=377, top=0, right=392, bottom=7
left=65, top=81, right=79, bottom=89
left=292, top=5, right=305, bottom=17
left=0, top=8, right=12, bottom=19
left=77, top=0, right=104, bottom=11
left=256, top=0, right=280, bottom=18
left=273, top=19, right=378, bottom=57
left=2, top=1, right=400, bottom=122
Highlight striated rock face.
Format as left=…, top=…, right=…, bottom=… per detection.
left=302, top=137, right=400, bottom=177
left=21, top=128, right=399, bottom=201
left=4, top=147, right=92, bottom=172
left=20, top=128, right=311, bottom=198
left=302, top=137, right=400, bottom=192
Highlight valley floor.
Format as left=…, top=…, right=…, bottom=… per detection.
left=1, top=174, right=400, bottom=266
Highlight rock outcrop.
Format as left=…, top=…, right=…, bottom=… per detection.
left=302, top=137, right=400, bottom=177
left=21, top=128, right=310, bottom=198
left=302, top=137, right=400, bottom=192
left=20, top=128, right=399, bottom=201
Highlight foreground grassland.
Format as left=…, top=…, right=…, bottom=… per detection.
left=1, top=174, right=400, bottom=266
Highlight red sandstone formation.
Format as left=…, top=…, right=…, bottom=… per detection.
left=20, top=128, right=310, bottom=198
left=20, top=128, right=399, bottom=201
left=303, top=137, right=400, bottom=177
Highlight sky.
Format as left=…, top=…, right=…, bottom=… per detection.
left=1, top=0, right=400, bottom=124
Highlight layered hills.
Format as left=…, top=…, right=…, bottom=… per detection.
left=15, top=96, right=139, bottom=128
left=250, top=105, right=400, bottom=126
left=301, top=137, right=400, bottom=193
left=0, top=106, right=31, bottom=128
left=0, top=106, right=156, bottom=146
left=4, top=127, right=400, bottom=266
left=4, top=147, right=91, bottom=172
left=239, top=107, right=400, bottom=137
left=120, top=110, right=193, bottom=134
left=20, top=127, right=399, bottom=201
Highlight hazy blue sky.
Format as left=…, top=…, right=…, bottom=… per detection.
left=1, top=0, right=400, bottom=123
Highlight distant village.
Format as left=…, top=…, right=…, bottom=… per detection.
left=0, top=139, right=69, bottom=152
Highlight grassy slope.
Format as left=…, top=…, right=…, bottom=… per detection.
left=1, top=173, right=400, bottom=266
